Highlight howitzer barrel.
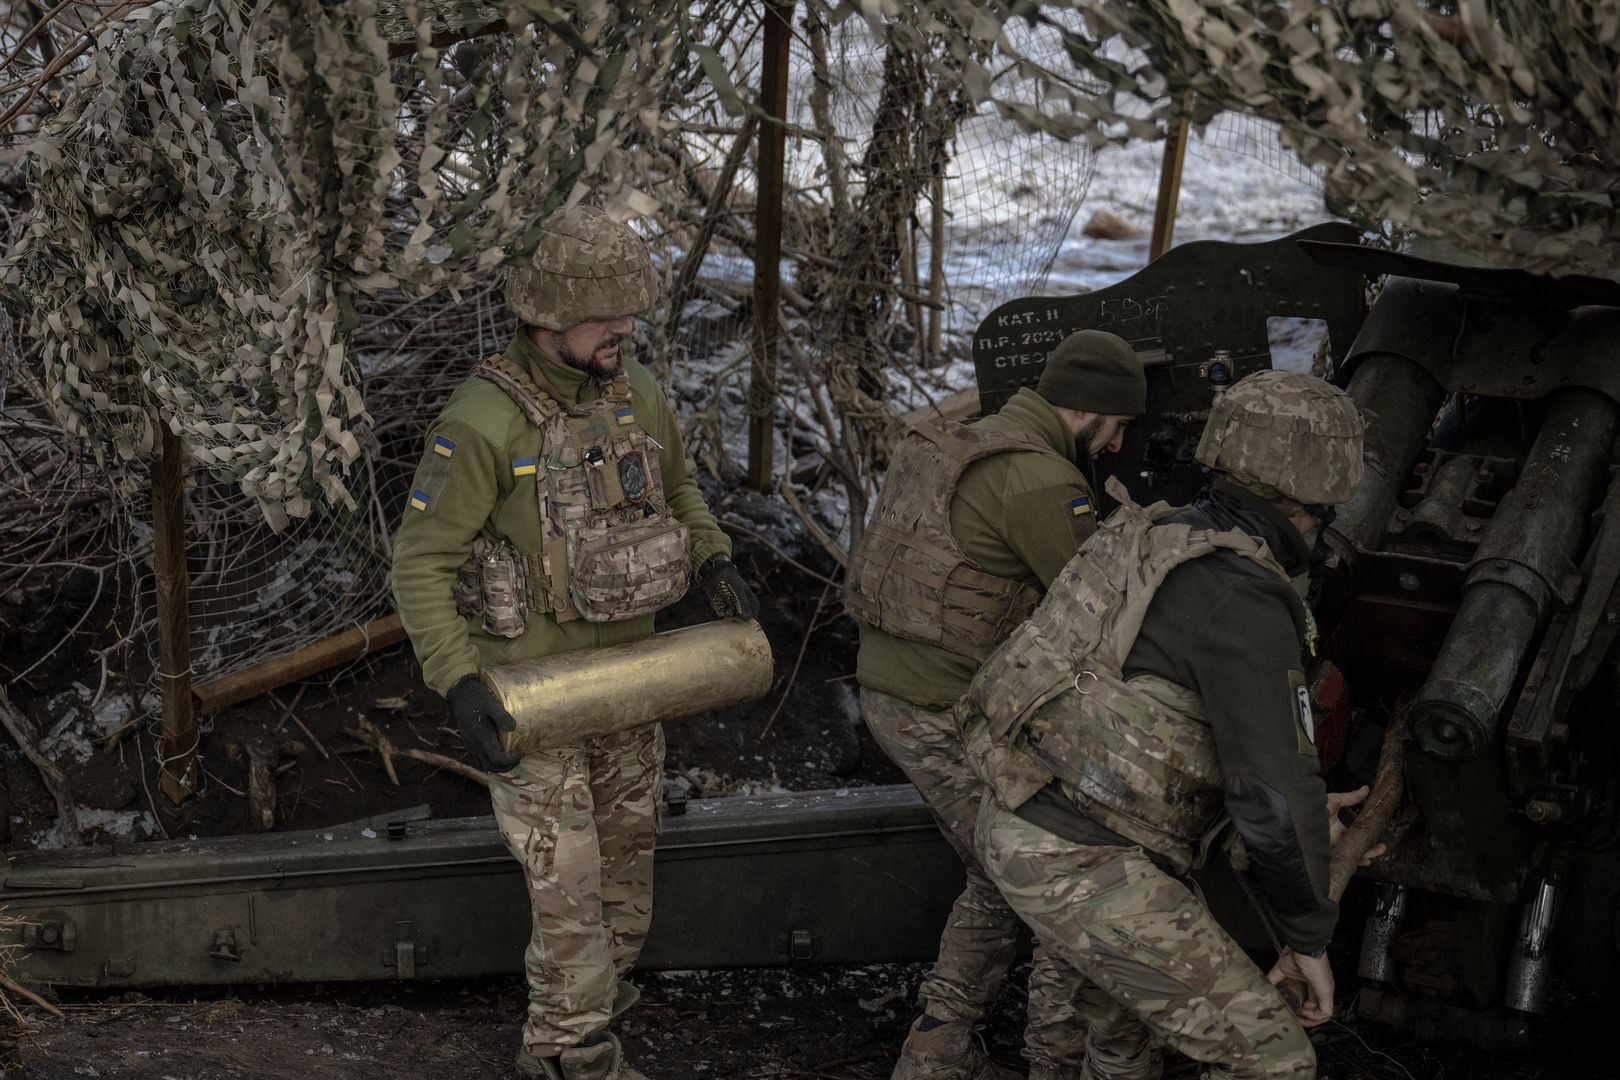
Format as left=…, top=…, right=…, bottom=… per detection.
left=481, top=619, right=775, bottom=754
left=1410, top=389, right=1620, bottom=759
left=1328, top=351, right=1447, bottom=555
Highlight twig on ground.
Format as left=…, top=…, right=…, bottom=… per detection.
left=0, top=970, right=62, bottom=1019
left=759, top=580, right=834, bottom=741
left=0, top=685, right=80, bottom=847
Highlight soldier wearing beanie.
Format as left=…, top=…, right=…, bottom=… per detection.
left=392, top=206, right=756, bottom=1080
left=845, top=329, right=1149, bottom=1080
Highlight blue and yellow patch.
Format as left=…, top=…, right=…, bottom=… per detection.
left=432, top=435, right=456, bottom=458
left=409, top=490, right=431, bottom=512
left=614, top=407, right=635, bottom=426
left=511, top=457, right=538, bottom=478
left=1070, top=496, right=1093, bottom=517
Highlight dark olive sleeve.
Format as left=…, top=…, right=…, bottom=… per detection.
left=1127, top=562, right=1337, bottom=953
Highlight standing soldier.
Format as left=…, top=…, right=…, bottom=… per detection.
left=846, top=330, right=1150, bottom=1080
left=392, top=205, right=758, bottom=1080
left=959, top=370, right=1368, bottom=1080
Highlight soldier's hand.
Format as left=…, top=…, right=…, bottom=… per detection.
left=1267, top=946, right=1335, bottom=1028
left=1326, top=785, right=1386, bottom=865
left=447, top=675, right=523, bottom=774
left=699, top=554, right=760, bottom=620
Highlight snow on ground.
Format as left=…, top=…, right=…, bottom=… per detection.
left=27, top=807, right=158, bottom=850
left=673, top=109, right=1331, bottom=549
left=39, top=682, right=135, bottom=765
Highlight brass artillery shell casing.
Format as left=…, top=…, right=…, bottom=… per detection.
left=480, top=618, right=775, bottom=753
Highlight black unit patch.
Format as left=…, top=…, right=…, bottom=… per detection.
left=619, top=450, right=649, bottom=504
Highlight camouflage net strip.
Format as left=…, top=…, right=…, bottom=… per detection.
left=5, top=0, right=687, bottom=526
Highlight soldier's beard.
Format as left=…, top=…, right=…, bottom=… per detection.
left=1072, top=416, right=1102, bottom=465
left=557, top=334, right=627, bottom=381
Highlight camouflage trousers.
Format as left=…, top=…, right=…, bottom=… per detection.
left=862, top=688, right=1097, bottom=1075
left=490, top=723, right=664, bottom=1059
left=975, top=801, right=1317, bottom=1080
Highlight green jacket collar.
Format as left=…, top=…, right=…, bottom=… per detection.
left=506, top=330, right=598, bottom=406
left=997, top=387, right=1078, bottom=461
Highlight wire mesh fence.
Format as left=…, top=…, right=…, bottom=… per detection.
left=56, top=4, right=1099, bottom=692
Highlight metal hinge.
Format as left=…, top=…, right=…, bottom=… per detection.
left=776, top=928, right=816, bottom=961
left=209, top=929, right=243, bottom=962
left=383, top=921, right=427, bottom=978
left=21, top=916, right=75, bottom=953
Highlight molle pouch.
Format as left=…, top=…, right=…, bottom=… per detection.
left=478, top=540, right=529, bottom=638
left=569, top=518, right=691, bottom=622
left=453, top=540, right=486, bottom=619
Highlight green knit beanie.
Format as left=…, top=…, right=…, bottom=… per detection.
left=1036, top=330, right=1147, bottom=416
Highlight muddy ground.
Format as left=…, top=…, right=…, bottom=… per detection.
left=11, top=964, right=1613, bottom=1079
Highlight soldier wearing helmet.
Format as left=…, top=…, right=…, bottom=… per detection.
left=956, top=369, right=1368, bottom=1080
left=846, top=329, right=1148, bottom=1080
left=392, top=205, right=755, bottom=1080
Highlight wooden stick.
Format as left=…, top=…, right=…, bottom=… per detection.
left=1277, top=707, right=1407, bottom=1011
left=1328, top=709, right=1409, bottom=898
left=0, top=686, right=80, bottom=848
left=350, top=722, right=400, bottom=786
left=245, top=745, right=277, bottom=832
left=193, top=614, right=406, bottom=715
left=0, top=970, right=63, bottom=1019
left=345, top=725, right=489, bottom=787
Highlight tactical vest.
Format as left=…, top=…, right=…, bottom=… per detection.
left=845, top=418, right=1078, bottom=663
left=959, top=477, right=1294, bottom=873
left=453, top=354, right=690, bottom=633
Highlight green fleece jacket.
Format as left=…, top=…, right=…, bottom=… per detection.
left=855, top=388, right=1094, bottom=707
left=391, top=331, right=731, bottom=696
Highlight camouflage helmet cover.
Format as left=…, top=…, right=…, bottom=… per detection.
left=505, top=205, right=655, bottom=330
left=1194, top=369, right=1366, bottom=505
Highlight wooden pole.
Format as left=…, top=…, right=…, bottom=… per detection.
left=746, top=0, right=793, bottom=492
left=1149, top=94, right=1194, bottom=263
left=152, top=425, right=197, bottom=803
left=192, top=613, right=407, bottom=715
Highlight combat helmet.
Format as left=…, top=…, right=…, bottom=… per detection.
left=1194, top=369, right=1366, bottom=506
left=505, top=205, right=655, bottom=330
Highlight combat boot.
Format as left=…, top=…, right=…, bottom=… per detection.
left=516, top=1033, right=650, bottom=1080
left=891, top=1016, right=1021, bottom=1080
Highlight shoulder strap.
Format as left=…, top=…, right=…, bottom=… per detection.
left=910, top=417, right=1062, bottom=466
left=477, top=354, right=564, bottom=428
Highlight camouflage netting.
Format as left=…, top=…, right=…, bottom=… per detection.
left=0, top=0, right=1101, bottom=682
left=7, top=0, right=1620, bottom=686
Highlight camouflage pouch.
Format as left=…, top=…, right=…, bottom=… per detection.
left=477, top=539, right=530, bottom=638
left=569, top=518, right=690, bottom=622
left=452, top=540, right=486, bottom=619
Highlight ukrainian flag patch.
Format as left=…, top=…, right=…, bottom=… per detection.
left=432, top=435, right=456, bottom=458
left=511, top=457, right=538, bottom=478
left=614, top=407, right=635, bottom=426
left=409, top=490, right=431, bottom=512
left=1070, top=496, right=1093, bottom=517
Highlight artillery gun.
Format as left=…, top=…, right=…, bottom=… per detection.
left=975, top=221, right=1620, bottom=1047
left=3, top=224, right=1616, bottom=1051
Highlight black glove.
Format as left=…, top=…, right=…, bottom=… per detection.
left=699, top=554, right=760, bottom=620
left=447, top=675, right=523, bottom=774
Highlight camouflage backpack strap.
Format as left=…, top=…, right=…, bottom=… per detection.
left=909, top=415, right=1061, bottom=466
left=476, top=353, right=564, bottom=427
